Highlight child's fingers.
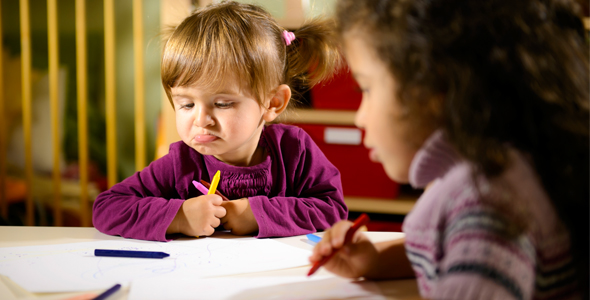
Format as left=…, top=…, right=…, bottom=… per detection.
left=309, top=240, right=328, bottom=262
left=202, top=225, right=215, bottom=236
left=214, top=206, right=226, bottom=218
left=210, top=215, right=221, bottom=228
left=208, top=194, right=223, bottom=206
left=310, top=241, right=334, bottom=262
left=311, top=220, right=352, bottom=259
left=309, top=223, right=360, bottom=269
left=308, top=251, right=322, bottom=262
left=351, top=225, right=368, bottom=243
left=329, top=220, right=354, bottom=249
left=63, top=293, right=98, bottom=300
left=316, top=230, right=335, bottom=257
left=220, top=214, right=228, bottom=225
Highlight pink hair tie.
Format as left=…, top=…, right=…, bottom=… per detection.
left=282, top=30, right=296, bottom=46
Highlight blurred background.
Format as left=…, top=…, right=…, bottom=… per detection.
left=1, top=0, right=587, bottom=230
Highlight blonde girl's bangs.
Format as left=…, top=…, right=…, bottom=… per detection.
left=161, top=13, right=254, bottom=102
left=162, top=1, right=340, bottom=108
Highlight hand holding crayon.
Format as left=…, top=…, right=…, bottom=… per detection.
left=188, top=170, right=229, bottom=238
left=308, top=213, right=370, bottom=276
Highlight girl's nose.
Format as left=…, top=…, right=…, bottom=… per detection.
left=354, top=98, right=367, bottom=129
left=194, top=106, right=215, bottom=127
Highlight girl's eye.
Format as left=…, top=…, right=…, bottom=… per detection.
left=215, top=102, right=234, bottom=109
left=179, top=103, right=194, bottom=110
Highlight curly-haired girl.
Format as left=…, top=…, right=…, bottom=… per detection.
left=310, top=0, right=589, bottom=299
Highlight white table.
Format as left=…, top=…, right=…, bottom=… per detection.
left=0, top=226, right=421, bottom=300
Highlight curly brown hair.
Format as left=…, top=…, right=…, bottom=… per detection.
left=336, top=0, right=589, bottom=294
left=161, top=1, right=342, bottom=108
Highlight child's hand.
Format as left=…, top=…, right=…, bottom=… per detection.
left=169, top=194, right=226, bottom=237
left=220, top=198, right=259, bottom=235
left=308, top=220, right=379, bottom=278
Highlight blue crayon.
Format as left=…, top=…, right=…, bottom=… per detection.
left=306, top=234, right=322, bottom=243
left=93, top=283, right=121, bottom=300
left=94, top=249, right=170, bottom=259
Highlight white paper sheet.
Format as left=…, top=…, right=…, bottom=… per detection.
left=0, top=238, right=311, bottom=293
left=128, top=276, right=386, bottom=300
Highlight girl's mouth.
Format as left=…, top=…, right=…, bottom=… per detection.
left=194, top=134, right=218, bottom=143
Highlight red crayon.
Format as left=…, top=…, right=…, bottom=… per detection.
left=200, top=179, right=230, bottom=201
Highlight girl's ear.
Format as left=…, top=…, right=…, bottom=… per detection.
left=263, top=84, right=291, bottom=122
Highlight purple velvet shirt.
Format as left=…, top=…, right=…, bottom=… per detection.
left=92, top=124, right=347, bottom=241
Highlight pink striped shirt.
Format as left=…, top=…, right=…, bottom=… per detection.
left=403, top=130, right=579, bottom=300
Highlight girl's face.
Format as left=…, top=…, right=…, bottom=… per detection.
left=344, top=34, right=425, bottom=183
left=171, top=81, right=268, bottom=166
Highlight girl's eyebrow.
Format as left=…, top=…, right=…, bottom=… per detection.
left=214, top=89, right=241, bottom=96
left=170, top=89, right=243, bottom=99
left=171, top=89, right=240, bottom=96
left=171, top=93, right=190, bottom=98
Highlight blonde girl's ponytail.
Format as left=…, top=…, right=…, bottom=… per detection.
left=285, top=18, right=343, bottom=91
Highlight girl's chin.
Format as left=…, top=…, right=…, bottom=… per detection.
left=369, top=148, right=380, bottom=162
left=189, top=144, right=219, bottom=156
left=383, top=164, right=410, bottom=184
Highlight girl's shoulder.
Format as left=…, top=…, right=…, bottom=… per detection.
left=405, top=161, right=479, bottom=227
left=263, top=123, right=309, bottom=140
left=262, top=123, right=315, bottom=148
left=415, top=146, right=561, bottom=238
left=262, top=123, right=330, bottom=163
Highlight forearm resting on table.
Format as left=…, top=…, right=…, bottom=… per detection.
left=365, top=238, right=415, bottom=280
left=166, top=206, right=185, bottom=234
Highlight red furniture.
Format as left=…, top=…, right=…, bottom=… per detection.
left=295, top=123, right=399, bottom=199
left=310, top=67, right=362, bottom=110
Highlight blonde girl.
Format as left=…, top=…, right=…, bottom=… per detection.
left=93, top=1, right=347, bottom=241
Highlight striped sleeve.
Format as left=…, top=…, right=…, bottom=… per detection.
left=534, top=236, right=579, bottom=299
left=434, top=205, right=536, bottom=300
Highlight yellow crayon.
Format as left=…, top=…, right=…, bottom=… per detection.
left=208, top=170, right=220, bottom=195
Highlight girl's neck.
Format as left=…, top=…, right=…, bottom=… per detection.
left=214, top=145, right=267, bottom=167
left=212, top=122, right=267, bottom=167
left=248, top=146, right=268, bottom=166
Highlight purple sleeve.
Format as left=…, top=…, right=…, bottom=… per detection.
left=249, top=126, right=347, bottom=238
left=92, top=153, right=184, bottom=242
